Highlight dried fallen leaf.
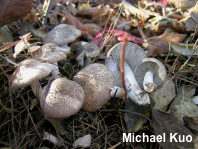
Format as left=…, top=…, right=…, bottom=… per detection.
left=149, top=79, right=176, bottom=111
left=155, top=20, right=186, bottom=34
left=167, top=0, right=196, bottom=10
left=73, top=134, right=91, bottom=148
left=61, top=11, right=85, bottom=31
left=170, top=85, right=198, bottom=125
left=0, top=0, right=32, bottom=27
left=13, top=33, right=31, bottom=58
left=125, top=99, right=150, bottom=132
left=185, top=12, right=198, bottom=32
left=151, top=108, right=195, bottom=149
left=76, top=5, right=105, bottom=19
left=184, top=117, right=198, bottom=135
left=146, top=28, right=187, bottom=56
left=171, top=42, right=198, bottom=56
left=91, top=29, right=144, bottom=47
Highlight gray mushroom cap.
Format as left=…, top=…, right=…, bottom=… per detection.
left=11, top=59, right=56, bottom=90
left=73, top=63, right=115, bottom=112
left=106, top=42, right=146, bottom=87
left=40, top=77, right=85, bottom=118
left=71, top=42, right=99, bottom=66
left=134, top=58, right=167, bottom=89
left=44, top=24, right=82, bottom=46
left=34, top=43, right=66, bottom=63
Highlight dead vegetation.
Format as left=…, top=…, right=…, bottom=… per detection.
left=1, top=0, right=198, bottom=149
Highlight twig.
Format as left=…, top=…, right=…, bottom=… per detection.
left=19, top=92, right=42, bottom=140
left=120, top=34, right=128, bottom=102
left=0, top=55, right=18, bottom=66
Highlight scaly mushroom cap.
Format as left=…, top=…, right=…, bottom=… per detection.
left=134, top=58, right=167, bottom=89
left=40, top=78, right=85, bottom=118
left=73, top=63, right=115, bottom=112
left=34, top=43, right=66, bottom=63
left=106, top=42, right=146, bottom=86
left=11, top=59, right=56, bottom=91
left=44, top=24, right=82, bottom=46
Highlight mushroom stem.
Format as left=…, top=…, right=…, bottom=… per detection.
left=110, top=86, right=125, bottom=99
left=143, top=70, right=155, bottom=92
left=31, top=81, right=43, bottom=99
left=119, top=60, right=150, bottom=105
left=43, top=132, right=62, bottom=146
left=51, top=62, right=62, bottom=79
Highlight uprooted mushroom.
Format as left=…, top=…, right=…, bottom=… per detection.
left=106, top=42, right=150, bottom=105
left=134, top=58, right=167, bottom=92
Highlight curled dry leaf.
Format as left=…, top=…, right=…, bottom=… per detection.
left=151, top=108, right=196, bottom=149
left=61, top=10, right=85, bottom=31
left=146, top=28, right=187, bottom=56
left=185, top=13, right=198, bottom=32
left=170, top=85, right=198, bottom=125
left=184, top=117, right=198, bottom=135
left=167, top=0, right=196, bottom=10
left=91, top=29, right=144, bottom=48
left=0, top=0, right=32, bottom=27
left=88, top=6, right=116, bottom=25
left=171, top=42, right=198, bottom=56
left=122, top=0, right=152, bottom=21
left=13, top=33, right=32, bottom=58
left=73, top=134, right=91, bottom=148
left=84, top=23, right=100, bottom=37
left=149, top=79, right=176, bottom=111
left=155, top=20, right=186, bottom=34
left=125, top=99, right=150, bottom=132
left=76, top=5, right=105, bottom=19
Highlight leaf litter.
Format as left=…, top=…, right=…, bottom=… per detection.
left=0, top=0, right=198, bottom=148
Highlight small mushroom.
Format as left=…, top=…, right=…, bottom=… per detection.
left=11, top=59, right=56, bottom=99
left=71, top=42, right=99, bottom=66
left=106, top=42, right=150, bottom=105
left=73, top=63, right=115, bottom=112
left=44, top=24, right=82, bottom=46
left=40, top=77, right=85, bottom=118
left=134, top=58, right=167, bottom=92
left=35, top=43, right=68, bottom=78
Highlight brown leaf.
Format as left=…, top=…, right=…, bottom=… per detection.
left=61, top=11, right=85, bottom=31
left=167, top=0, right=197, bottom=10
left=151, top=108, right=196, bottom=149
left=155, top=21, right=186, bottom=34
left=146, top=28, right=187, bottom=56
left=0, top=0, right=32, bottom=27
left=76, top=5, right=105, bottom=19
left=184, top=117, right=198, bottom=135
left=185, top=13, right=198, bottom=32
left=88, top=6, right=116, bottom=25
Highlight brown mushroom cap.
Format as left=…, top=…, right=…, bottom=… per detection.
left=73, top=63, right=115, bottom=112
left=44, top=24, right=82, bottom=46
left=134, top=58, right=167, bottom=89
left=106, top=42, right=146, bottom=87
left=11, top=59, right=56, bottom=90
left=35, top=43, right=66, bottom=63
left=40, top=78, right=85, bottom=118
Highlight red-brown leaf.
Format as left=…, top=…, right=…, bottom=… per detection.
left=0, top=0, right=32, bottom=27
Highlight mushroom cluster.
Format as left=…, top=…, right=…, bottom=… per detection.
left=106, top=42, right=150, bottom=105
left=70, top=41, right=99, bottom=67
left=106, top=42, right=167, bottom=105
